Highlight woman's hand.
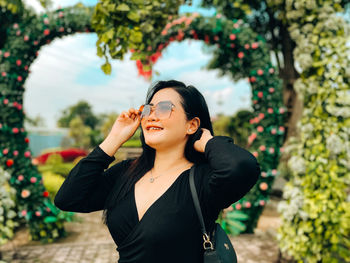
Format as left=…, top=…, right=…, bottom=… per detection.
left=193, top=128, right=213, bottom=153
left=109, top=108, right=141, bottom=144
left=99, top=108, right=141, bottom=157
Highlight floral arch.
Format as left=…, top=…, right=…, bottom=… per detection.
left=0, top=9, right=286, bottom=245
left=0, top=4, right=93, bottom=244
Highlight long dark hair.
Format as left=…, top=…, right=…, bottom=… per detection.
left=102, top=80, right=214, bottom=225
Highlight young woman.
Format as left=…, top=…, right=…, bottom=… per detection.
left=54, top=80, right=261, bottom=263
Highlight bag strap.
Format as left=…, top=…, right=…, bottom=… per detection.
left=189, top=165, right=214, bottom=250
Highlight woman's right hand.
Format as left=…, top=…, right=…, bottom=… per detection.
left=108, top=108, right=141, bottom=144
left=99, top=108, right=141, bottom=157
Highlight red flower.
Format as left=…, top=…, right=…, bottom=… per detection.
left=1, top=72, right=6, bottom=77
left=204, top=35, right=209, bottom=43
left=43, top=29, right=50, bottom=36
left=238, top=52, right=244, bottom=59
left=257, top=69, right=263, bottom=75
left=249, top=76, right=256, bottom=83
left=17, top=76, right=23, bottom=82
left=16, top=60, right=22, bottom=66
left=229, top=34, right=236, bottom=40
left=25, top=137, right=30, bottom=143
left=6, top=159, right=14, bottom=167
left=43, top=191, right=49, bottom=197
left=258, top=91, right=263, bottom=98
left=12, top=127, right=19, bottom=133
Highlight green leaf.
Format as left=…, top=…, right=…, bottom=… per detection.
left=129, top=30, right=143, bottom=43
left=127, top=11, right=140, bottom=22
left=101, top=62, right=112, bottom=75
left=116, top=3, right=130, bottom=12
left=44, top=216, right=57, bottom=223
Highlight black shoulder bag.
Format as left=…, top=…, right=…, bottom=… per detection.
left=189, top=165, right=238, bottom=263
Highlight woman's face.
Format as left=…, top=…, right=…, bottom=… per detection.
left=140, top=88, right=194, bottom=150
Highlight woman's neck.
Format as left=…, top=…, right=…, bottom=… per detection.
left=153, top=145, right=191, bottom=172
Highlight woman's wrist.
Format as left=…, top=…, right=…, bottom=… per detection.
left=99, top=133, right=124, bottom=157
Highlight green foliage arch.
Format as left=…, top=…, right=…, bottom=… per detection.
left=0, top=4, right=93, bottom=244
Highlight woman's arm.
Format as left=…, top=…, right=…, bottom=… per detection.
left=200, top=136, right=261, bottom=211
left=54, top=145, right=130, bottom=213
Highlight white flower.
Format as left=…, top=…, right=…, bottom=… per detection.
left=326, top=133, right=345, bottom=157
left=288, top=155, right=306, bottom=174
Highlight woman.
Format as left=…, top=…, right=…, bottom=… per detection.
left=54, top=80, right=261, bottom=263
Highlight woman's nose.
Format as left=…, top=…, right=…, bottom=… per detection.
left=147, top=107, right=158, bottom=120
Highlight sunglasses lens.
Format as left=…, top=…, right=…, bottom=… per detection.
left=156, top=101, right=172, bottom=119
left=140, top=105, right=151, bottom=118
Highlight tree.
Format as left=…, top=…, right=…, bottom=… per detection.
left=91, top=0, right=191, bottom=74
left=68, top=116, right=91, bottom=150
left=200, top=0, right=350, bottom=146
left=57, top=100, right=99, bottom=130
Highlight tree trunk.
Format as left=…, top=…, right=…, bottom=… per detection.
left=279, top=24, right=303, bottom=160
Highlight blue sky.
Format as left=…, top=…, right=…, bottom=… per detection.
left=23, top=0, right=252, bottom=129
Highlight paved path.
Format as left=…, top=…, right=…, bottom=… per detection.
left=0, top=199, right=281, bottom=263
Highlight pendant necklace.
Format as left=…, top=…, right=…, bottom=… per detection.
left=149, top=162, right=191, bottom=183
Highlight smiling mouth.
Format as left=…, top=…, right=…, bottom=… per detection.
left=147, top=127, right=163, bottom=131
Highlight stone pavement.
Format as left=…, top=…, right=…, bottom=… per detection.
left=0, top=198, right=281, bottom=263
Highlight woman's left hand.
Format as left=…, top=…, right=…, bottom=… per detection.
left=193, top=128, right=214, bottom=153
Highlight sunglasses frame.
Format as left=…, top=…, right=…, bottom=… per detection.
left=139, top=100, right=175, bottom=119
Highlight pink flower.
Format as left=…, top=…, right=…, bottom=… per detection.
left=259, top=200, right=265, bottom=206
left=229, top=34, right=236, bottom=40
left=252, top=151, right=258, bottom=157
left=13, top=150, right=19, bottom=156
left=279, top=107, right=285, bottom=114
left=245, top=202, right=251, bottom=208
left=258, top=113, right=265, bottom=119
left=1, top=72, right=6, bottom=77
left=269, top=147, right=275, bottom=154
left=21, top=210, right=27, bottom=216
left=269, top=68, right=275, bottom=74
left=279, top=126, right=285, bottom=132
left=259, top=145, right=266, bottom=151
left=18, top=175, right=24, bottom=181
left=261, top=172, right=267, bottom=177
left=258, top=91, right=263, bottom=98
left=269, top=87, right=275, bottom=93
left=235, top=203, right=242, bottom=210
left=244, top=44, right=250, bottom=49
left=238, top=52, right=244, bottom=59
left=4, top=52, right=10, bottom=58
left=24, top=151, right=31, bottom=157
left=260, top=182, right=268, bottom=191
left=30, top=177, right=37, bottom=183
left=257, top=69, right=263, bottom=75
left=251, top=42, right=259, bottom=49
left=271, top=128, right=277, bottom=134
left=24, top=35, right=29, bottom=41
left=268, top=108, right=273, bottom=114
left=12, top=127, right=19, bottom=133
left=257, top=126, right=264, bottom=132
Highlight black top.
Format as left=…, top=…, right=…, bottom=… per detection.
left=54, top=136, right=260, bottom=263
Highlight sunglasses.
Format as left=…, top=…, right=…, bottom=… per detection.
left=139, top=100, right=175, bottom=119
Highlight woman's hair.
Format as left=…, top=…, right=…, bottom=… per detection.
left=102, top=79, right=213, bottom=225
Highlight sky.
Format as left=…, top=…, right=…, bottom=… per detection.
left=23, top=0, right=252, bottom=129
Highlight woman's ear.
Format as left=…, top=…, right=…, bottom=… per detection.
left=187, top=117, right=200, bottom=135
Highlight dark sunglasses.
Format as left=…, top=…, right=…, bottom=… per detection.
left=139, top=100, right=175, bottom=119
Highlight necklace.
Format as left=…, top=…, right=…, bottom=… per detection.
left=149, top=162, right=192, bottom=183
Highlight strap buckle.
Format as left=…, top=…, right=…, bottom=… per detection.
left=202, top=233, right=213, bottom=250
